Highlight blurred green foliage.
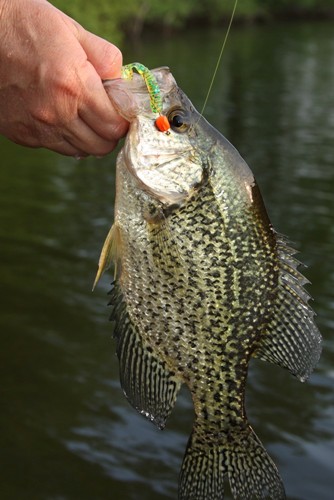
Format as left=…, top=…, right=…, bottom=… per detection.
left=262, top=0, right=334, bottom=10
left=52, top=0, right=334, bottom=43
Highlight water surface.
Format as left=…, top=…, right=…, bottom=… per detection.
left=0, top=21, right=333, bottom=500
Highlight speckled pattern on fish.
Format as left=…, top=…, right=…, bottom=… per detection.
left=98, top=67, right=322, bottom=500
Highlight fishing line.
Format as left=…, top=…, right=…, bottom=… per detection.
left=199, top=0, right=239, bottom=117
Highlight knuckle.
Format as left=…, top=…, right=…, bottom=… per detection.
left=51, top=68, right=80, bottom=102
left=31, top=105, right=58, bottom=126
left=33, top=70, right=80, bottom=126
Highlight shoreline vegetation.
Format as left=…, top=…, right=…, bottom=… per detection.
left=53, top=0, right=334, bottom=44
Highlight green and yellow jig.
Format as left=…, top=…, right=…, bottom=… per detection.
left=121, top=62, right=170, bottom=133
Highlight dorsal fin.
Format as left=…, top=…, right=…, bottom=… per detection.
left=253, top=234, right=322, bottom=381
left=93, top=223, right=122, bottom=290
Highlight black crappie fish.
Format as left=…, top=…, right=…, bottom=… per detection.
left=98, top=67, right=322, bottom=500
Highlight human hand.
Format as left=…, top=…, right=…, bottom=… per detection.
left=0, top=0, right=128, bottom=156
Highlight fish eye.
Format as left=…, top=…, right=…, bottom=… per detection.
left=168, top=109, right=189, bottom=133
left=172, top=115, right=184, bottom=127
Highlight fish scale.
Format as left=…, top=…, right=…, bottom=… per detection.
left=98, top=67, right=322, bottom=499
left=114, top=152, right=281, bottom=469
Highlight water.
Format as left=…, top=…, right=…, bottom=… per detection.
left=0, top=21, right=333, bottom=500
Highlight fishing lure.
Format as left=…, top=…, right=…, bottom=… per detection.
left=121, top=62, right=170, bottom=133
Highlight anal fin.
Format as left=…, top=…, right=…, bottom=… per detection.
left=109, top=282, right=181, bottom=429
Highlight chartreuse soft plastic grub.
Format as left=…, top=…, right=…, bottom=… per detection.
left=121, top=62, right=170, bottom=133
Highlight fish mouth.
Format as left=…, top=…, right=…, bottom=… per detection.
left=104, top=67, right=204, bottom=205
left=103, top=67, right=177, bottom=121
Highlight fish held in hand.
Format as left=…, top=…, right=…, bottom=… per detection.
left=99, top=67, right=322, bottom=500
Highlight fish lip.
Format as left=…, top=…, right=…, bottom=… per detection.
left=103, top=78, right=135, bottom=120
left=103, top=67, right=178, bottom=121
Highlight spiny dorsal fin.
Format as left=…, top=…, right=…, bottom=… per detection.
left=109, top=282, right=182, bottom=429
left=93, top=223, right=122, bottom=290
left=253, top=234, right=322, bottom=381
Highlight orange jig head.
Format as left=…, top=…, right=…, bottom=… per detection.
left=155, top=115, right=170, bottom=133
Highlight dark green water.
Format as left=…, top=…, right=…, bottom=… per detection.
left=1, top=21, right=333, bottom=500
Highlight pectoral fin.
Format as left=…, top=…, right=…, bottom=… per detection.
left=109, top=282, right=181, bottom=429
left=93, top=223, right=122, bottom=290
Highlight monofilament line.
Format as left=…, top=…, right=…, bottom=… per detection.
left=200, top=0, right=239, bottom=117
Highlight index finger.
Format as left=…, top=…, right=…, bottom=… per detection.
left=75, top=29, right=128, bottom=141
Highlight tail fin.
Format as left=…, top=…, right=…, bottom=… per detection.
left=179, top=423, right=286, bottom=500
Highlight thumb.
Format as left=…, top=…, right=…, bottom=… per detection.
left=78, top=29, right=123, bottom=79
